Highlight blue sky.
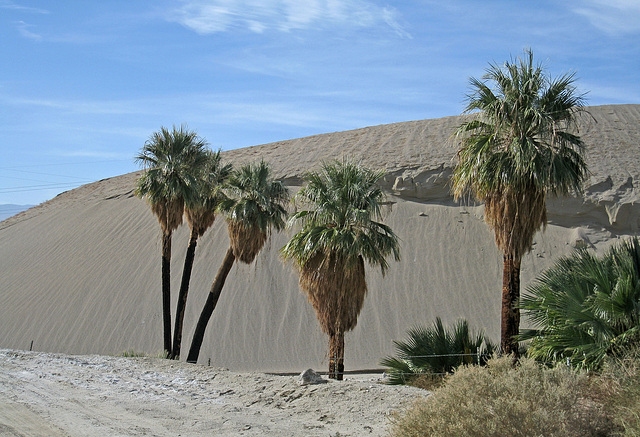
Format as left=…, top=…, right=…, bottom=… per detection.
left=1, top=0, right=639, bottom=206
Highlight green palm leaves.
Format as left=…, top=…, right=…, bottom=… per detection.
left=381, top=318, right=495, bottom=385
left=282, top=160, right=400, bottom=274
left=521, top=238, right=640, bottom=370
left=136, top=126, right=210, bottom=231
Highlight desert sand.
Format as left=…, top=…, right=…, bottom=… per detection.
left=0, top=349, right=425, bottom=436
left=0, top=104, right=638, bottom=376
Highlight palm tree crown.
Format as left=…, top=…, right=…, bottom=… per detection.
left=136, top=125, right=210, bottom=233
left=282, top=159, right=400, bottom=275
left=220, top=160, right=289, bottom=264
left=184, top=150, right=233, bottom=237
left=451, top=50, right=588, bottom=260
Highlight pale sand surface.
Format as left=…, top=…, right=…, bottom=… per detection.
left=0, top=104, right=638, bottom=375
left=0, top=349, right=425, bottom=436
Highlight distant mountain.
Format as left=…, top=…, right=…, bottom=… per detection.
left=0, top=204, right=34, bottom=221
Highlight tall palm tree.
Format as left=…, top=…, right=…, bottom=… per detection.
left=281, top=160, right=400, bottom=379
left=135, top=125, right=209, bottom=356
left=521, top=237, right=640, bottom=370
left=186, top=160, right=289, bottom=363
left=451, top=50, right=588, bottom=356
left=170, top=150, right=232, bottom=360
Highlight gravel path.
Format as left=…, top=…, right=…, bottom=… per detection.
left=0, top=350, right=426, bottom=436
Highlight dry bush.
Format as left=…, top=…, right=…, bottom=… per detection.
left=405, top=374, right=446, bottom=391
left=390, top=356, right=613, bottom=437
left=598, top=349, right=640, bottom=436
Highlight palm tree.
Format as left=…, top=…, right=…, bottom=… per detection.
left=135, top=125, right=209, bottom=356
left=521, top=237, right=640, bottom=370
left=186, top=160, right=289, bottom=364
left=281, top=160, right=400, bottom=379
left=451, top=50, right=588, bottom=356
left=170, top=150, right=232, bottom=360
left=381, top=317, right=495, bottom=385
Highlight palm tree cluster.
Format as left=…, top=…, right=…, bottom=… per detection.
left=136, top=129, right=399, bottom=377
left=133, top=49, right=594, bottom=380
left=136, top=126, right=288, bottom=361
left=521, top=237, right=640, bottom=370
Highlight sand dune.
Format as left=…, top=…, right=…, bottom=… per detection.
left=0, top=104, right=638, bottom=373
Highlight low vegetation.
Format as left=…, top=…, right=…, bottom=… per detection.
left=521, top=237, right=640, bottom=370
left=389, top=354, right=640, bottom=437
left=381, top=317, right=494, bottom=385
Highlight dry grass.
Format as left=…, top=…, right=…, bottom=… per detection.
left=299, top=252, right=366, bottom=336
left=390, top=356, right=614, bottom=437
left=597, top=350, right=640, bottom=436
left=151, top=198, right=184, bottom=234
left=228, top=220, right=267, bottom=264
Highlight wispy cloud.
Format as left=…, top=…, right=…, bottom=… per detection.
left=169, top=0, right=411, bottom=37
left=0, top=0, right=49, bottom=14
left=572, top=0, right=640, bottom=35
left=2, top=95, right=143, bottom=115
left=14, top=21, right=42, bottom=41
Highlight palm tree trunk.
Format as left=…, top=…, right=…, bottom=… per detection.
left=171, top=229, right=199, bottom=360
left=186, top=247, right=236, bottom=364
left=161, top=232, right=173, bottom=356
left=501, top=254, right=521, bottom=358
left=328, top=330, right=345, bottom=380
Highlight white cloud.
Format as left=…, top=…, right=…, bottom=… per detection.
left=0, top=0, right=49, bottom=14
left=169, top=0, right=411, bottom=37
left=15, top=21, right=42, bottom=41
left=573, top=0, right=640, bottom=35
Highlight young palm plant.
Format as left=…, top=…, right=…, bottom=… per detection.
left=451, top=50, right=588, bottom=356
left=170, top=150, right=232, bottom=360
left=135, top=125, right=209, bottom=356
left=281, top=159, right=400, bottom=379
left=186, top=160, right=289, bottom=363
left=381, top=317, right=495, bottom=385
left=520, top=237, right=640, bottom=370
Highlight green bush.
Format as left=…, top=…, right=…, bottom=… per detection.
left=381, top=317, right=495, bottom=385
left=389, top=356, right=613, bottom=437
left=521, top=237, right=640, bottom=370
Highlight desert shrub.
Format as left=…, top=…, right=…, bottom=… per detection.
left=389, top=356, right=613, bottom=437
left=521, top=237, right=640, bottom=370
left=599, top=347, right=640, bottom=436
left=119, top=350, right=168, bottom=358
left=381, top=317, right=495, bottom=385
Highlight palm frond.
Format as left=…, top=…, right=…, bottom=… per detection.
left=381, top=317, right=495, bottom=384
left=521, top=237, right=640, bottom=369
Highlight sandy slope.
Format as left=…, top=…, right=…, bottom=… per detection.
left=0, top=349, right=425, bottom=437
left=0, top=104, right=638, bottom=374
